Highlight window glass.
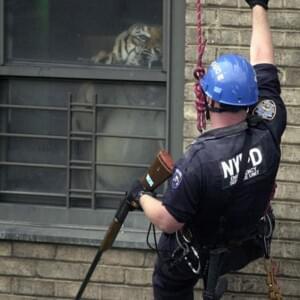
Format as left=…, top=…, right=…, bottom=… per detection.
left=96, top=109, right=165, bottom=136
left=96, top=165, right=145, bottom=192
left=1, top=109, right=67, bottom=136
left=0, top=78, right=166, bottom=208
left=96, top=137, right=163, bottom=165
left=0, top=79, right=70, bottom=107
left=0, top=137, right=66, bottom=165
left=5, top=0, right=163, bottom=69
left=1, top=166, right=66, bottom=194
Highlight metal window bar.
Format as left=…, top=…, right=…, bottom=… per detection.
left=165, top=0, right=173, bottom=154
left=66, top=93, right=72, bottom=208
left=68, top=92, right=93, bottom=206
left=162, top=0, right=171, bottom=73
left=0, top=161, right=65, bottom=169
left=91, top=94, right=97, bottom=208
left=0, top=88, right=167, bottom=209
left=0, top=65, right=167, bottom=82
left=0, top=104, right=67, bottom=111
left=0, top=190, right=66, bottom=198
left=0, top=0, right=4, bottom=66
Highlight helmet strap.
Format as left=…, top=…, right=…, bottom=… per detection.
left=203, top=97, right=210, bottom=120
left=206, top=100, right=229, bottom=114
left=207, top=106, right=229, bottom=113
left=207, top=100, right=247, bottom=113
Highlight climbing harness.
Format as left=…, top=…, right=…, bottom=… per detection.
left=170, top=228, right=201, bottom=274
left=260, top=212, right=274, bottom=259
left=173, top=227, right=228, bottom=300
left=202, top=247, right=228, bottom=300
left=194, top=0, right=207, bottom=133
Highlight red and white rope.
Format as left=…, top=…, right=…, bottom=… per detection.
left=193, top=0, right=207, bottom=133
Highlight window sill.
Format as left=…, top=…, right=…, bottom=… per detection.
left=0, top=221, right=154, bottom=249
left=0, top=204, right=157, bottom=249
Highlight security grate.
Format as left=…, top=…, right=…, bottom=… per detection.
left=0, top=79, right=167, bottom=210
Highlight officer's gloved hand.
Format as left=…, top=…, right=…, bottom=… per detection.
left=245, top=0, right=269, bottom=10
left=126, top=180, right=146, bottom=211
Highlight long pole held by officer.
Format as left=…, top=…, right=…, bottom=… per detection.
left=127, top=0, right=286, bottom=299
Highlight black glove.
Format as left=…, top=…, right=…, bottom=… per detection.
left=245, top=0, right=268, bottom=10
left=127, top=180, right=156, bottom=211
left=126, top=180, right=146, bottom=210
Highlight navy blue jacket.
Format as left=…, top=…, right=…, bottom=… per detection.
left=162, top=64, right=287, bottom=245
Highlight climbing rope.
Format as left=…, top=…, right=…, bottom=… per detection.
left=264, top=259, right=283, bottom=300
left=193, top=0, right=207, bottom=133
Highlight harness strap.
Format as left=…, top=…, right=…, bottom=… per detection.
left=201, top=128, right=252, bottom=299
left=203, top=248, right=228, bottom=300
left=172, top=228, right=229, bottom=299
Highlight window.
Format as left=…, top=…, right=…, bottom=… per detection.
left=5, top=0, right=163, bottom=69
left=0, top=0, right=184, bottom=247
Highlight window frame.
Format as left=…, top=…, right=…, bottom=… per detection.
left=0, top=0, right=185, bottom=248
left=0, top=0, right=3, bottom=66
left=0, top=0, right=168, bottom=82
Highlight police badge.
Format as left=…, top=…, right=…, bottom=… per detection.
left=172, top=168, right=183, bottom=189
left=253, top=99, right=276, bottom=121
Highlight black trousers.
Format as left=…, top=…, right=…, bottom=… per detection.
left=152, top=232, right=265, bottom=300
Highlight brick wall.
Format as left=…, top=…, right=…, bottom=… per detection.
left=0, top=1, right=299, bottom=300
left=184, top=0, right=300, bottom=299
left=0, top=239, right=299, bottom=299
left=0, top=242, right=156, bottom=299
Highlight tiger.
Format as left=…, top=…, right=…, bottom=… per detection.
left=91, top=23, right=162, bottom=68
left=140, top=25, right=163, bottom=68
left=72, top=81, right=164, bottom=192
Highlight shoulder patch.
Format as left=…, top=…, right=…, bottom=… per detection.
left=253, top=99, right=276, bottom=121
left=172, top=168, right=183, bottom=189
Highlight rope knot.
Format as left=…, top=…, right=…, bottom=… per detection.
left=193, top=66, right=205, bottom=81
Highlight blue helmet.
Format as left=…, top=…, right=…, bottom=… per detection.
left=200, top=54, right=258, bottom=106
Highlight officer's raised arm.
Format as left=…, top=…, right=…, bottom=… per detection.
left=247, top=0, right=287, bottom=141
left=247, top=0, right=274, bottom=65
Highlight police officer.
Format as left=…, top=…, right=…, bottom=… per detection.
left=128, top=0, right=286, bottom=299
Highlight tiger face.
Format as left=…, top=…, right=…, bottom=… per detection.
left=128, top=23, right=152, bottom=45
left=91, top=23, right=162, bottom=68
left=142, top=25, right=162, bottom=68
